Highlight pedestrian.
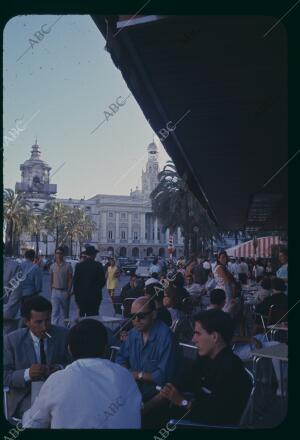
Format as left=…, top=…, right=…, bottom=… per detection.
left=106, top=258, right=120, bottom=299
left=73, top=246, right=106, bottom=317
left=213, top=251, right=237, bottom=303
left=276, top=248, right=288, bottom=292
left=50, top=247, right=73, bottom=326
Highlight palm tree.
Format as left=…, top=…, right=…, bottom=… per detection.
left=3, top=189, right=31, bottom=255
left=76, top=210, right=97, bottom=255
left=151, top=161, right=221, bottom=258
left=27, top=214, right=45, bottom=255
left=43, top=201, right=70, bottom=249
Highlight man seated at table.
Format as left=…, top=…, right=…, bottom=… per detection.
left=4, top=296, right=70, bottom=420
left=22, top=319, right=142, bottom=429
left=120, top=274, right=144, bottom=303
left=255, top=277, right=288, bottom=317
left=116, top=296, right=180, bottom=402
left=157, top=310, right=252, bottom=426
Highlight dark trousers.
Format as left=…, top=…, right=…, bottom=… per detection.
left=77, top=299, right=102, bottom=317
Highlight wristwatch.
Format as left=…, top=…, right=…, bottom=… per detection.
left=180, top=399, right=189, bottom=407
left=138, top=371, right=144, bottom=380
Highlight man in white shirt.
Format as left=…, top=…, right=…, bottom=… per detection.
left=22, top=319, right=142, bottom=429
left=239, top=258, right=249, bottom=275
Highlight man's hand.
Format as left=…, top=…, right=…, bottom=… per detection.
left=132, top=371, right=140, bottom=381
left=29, top=364, right=49, bottom=381
left=160, top=383, right=185, bottom=407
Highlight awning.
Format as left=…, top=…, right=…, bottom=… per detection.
left=92, top=15, right=288, bottom=231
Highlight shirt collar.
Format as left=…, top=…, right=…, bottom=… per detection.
left=30, top=330, right=41, bottom=344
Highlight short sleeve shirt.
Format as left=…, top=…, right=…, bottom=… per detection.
left=50, top=261, right=72, bottom=289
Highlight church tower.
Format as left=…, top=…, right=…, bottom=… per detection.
left=15, top=140, right=57, bottom=212
left=141, top=142, right=159, bottom=195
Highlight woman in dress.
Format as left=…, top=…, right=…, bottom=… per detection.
left=106, top=258, right=119, bottom=298
left=213, top=251, right=237, bottom=304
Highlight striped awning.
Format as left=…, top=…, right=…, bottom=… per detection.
left=226, top=236, right=281, bottom=258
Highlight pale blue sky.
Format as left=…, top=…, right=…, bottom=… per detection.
left=3, top=14, right=170, bottom=199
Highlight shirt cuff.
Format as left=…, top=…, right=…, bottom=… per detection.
left=24, top=368, right=31, bottom=382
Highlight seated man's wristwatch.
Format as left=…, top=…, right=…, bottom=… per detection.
left=180, top=399, right=191, bottom=408
left=138, top=371, right=144, bottom=381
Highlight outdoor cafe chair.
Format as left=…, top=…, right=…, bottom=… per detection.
left=256, top=305, right=288, bottom=342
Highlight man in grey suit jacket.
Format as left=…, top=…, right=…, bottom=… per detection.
left=4, top=296, right=70, bottom=419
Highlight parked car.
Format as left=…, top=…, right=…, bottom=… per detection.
left=121, top=259, right=138, bottom=275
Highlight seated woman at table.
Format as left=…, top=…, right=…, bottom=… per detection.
left=255, top=278, right=288, bottom=317
left=255, top=277, right=272, bottom=302
left=163, top=286, right=185, bottom=329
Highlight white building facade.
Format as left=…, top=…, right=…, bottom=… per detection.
left=16, top=141, right=184, bottom=258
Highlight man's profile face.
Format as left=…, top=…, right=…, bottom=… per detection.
left=25, top=310, right=51, bottom=339
left=279, top=252, right=287, bottom=264
left=131, top=302, right=154, bottom=332
left=192, top=321, right=216, bottom=358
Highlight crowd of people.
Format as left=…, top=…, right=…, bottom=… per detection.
left=3, top=245, right=288, bottom=429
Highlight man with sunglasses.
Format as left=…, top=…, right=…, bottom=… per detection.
left=116, top=296, right=180, bottom=404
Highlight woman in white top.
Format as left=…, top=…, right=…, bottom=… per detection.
left=213, top=251, right=237, bottom=303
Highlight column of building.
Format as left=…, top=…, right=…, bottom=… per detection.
left=115, top=212, right=120, bottom=243
left=128, top=212, right=132, bottom=243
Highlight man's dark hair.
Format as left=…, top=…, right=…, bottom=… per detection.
left=21, top=296, right=52, bottom=320
left=194, top=310, right=235, bottom=345
left=145, top=283, right=164, bottom=302
left=24, top=249, right=35, bottom=261
left=210, top=289, right=226, bottom=305
left=238, top=273, right=248, bottom=285
left=68, top=319, right=108, bottom=359
left=261, top=277, right=271, bottom=290
left=271, top=277, right=286, bottom=292
left=279, top=247, right=288, bottom=258
left=172, top=272, right=185, bottom=288
left=55, top=246, right=64, bottom=255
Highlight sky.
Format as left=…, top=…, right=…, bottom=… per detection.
left=3, top=14, right=170, bottom=200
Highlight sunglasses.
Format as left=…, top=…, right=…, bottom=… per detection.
left=55, top=252, right=63, bottom=255
left=129, top=311, right=153, bottom=320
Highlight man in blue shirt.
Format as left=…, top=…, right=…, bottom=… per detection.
left=116, top=296, right=180, bottom=402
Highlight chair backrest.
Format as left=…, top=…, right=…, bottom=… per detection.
left=267, top=305, right=288, bottom=326
left=109, top=345, right=121, bottom=362
left=179, top=342, right=198, bottom=360
left=239, top=367, right=255, bottom=427
left=122, top=298, right=136, bottom=318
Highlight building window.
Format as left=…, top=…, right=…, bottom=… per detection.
left=121, top=213, right=126, bottom=219
left=121, top=230, right=126, bottom=240
left=108, top=230, right=113, bottom=239
left=133, top=231, right=138, bottom=240
left=109, top=212, right=113, bottom=218
left=134, top=213, right=138, bottom=219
